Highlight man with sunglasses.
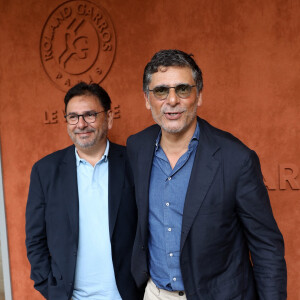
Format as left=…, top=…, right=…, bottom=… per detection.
left=127, top=49, right=287, bottom=300
left=26, top=82, right=143, bottom=300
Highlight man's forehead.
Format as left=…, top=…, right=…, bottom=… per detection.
left=157, top=66, right=169, bottom=73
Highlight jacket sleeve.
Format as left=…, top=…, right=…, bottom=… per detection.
left=236, top=150, right=287, bottom=299
left=25, top=163, right=50, bottom=299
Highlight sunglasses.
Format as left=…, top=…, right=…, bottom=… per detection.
left=148, top=84, right=196, bottom=100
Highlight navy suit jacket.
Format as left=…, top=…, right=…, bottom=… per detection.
left=26, top=143, right=143, bottom=300
left=127, top=118, right=287, bottom=300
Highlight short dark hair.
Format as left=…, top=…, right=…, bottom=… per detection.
left=143, top=49, right=203, bottom=95
left=64, top=82, right=111, bottom=112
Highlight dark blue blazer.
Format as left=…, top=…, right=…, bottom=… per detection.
left=127, top=118, right=287, bottom=300
left=26, top=143, right=143, bottom=300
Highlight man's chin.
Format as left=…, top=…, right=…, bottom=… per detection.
left=154, top=119, right=180, bottom=134
left=161, top=125, right=183, bottom=134
left=75, top=139, right=96, bottom=149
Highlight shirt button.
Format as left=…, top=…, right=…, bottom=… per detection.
left=168, top=228, right=172, bottom=232
left=173, top=277, right=176, bottom=281
left=166, top=202, right=170, bottom=206
left=169, top=253, right=173, bottom=257
left=168, top=176, right=172, bottom=181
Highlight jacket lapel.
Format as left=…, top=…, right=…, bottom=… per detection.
left=60, top=145, right=79, bottom=246
left=180, top=119, right=220, bottom=251
left=108, top=143, right=125, bottom=239
left=135, top=126, right=160, bottom=246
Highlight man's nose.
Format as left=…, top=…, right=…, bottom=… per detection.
left=77, top=115, right=88, bottom=128
left=165, top=88, right=180, bottom=106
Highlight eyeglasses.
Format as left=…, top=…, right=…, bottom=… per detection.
left=148, top=84, right=196, bottom=100
left=64, top=110, right=105, bottom=125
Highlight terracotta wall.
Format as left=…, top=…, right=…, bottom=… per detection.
left=0, top=0, right=299, bottom=299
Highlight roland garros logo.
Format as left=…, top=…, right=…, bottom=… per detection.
left=40, top=0, right=116, bottom=91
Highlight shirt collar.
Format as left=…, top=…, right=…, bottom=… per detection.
left=75, top=140, right=110, bottom=167
left=155, top=122, right=200, bottom=152
left=192, top=122, right=200, bottom=141
left=155, top=132, right=161, bottom=151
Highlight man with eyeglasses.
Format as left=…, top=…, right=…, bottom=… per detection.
left=26, top=82, right=143, bottom=300
left=127, top=49, right=287, bottom=300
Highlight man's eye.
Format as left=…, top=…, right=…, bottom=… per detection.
left=178, top=85, right=189, bottom=92
left=154, top=87, right=168, bottom=94
left=68, top=115, right=77, bottom=120
left=84, top=112, right=95, bottom=118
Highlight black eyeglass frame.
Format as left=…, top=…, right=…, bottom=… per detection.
left=148, top=84, right=196, bottom=100
left=64, top=110, right=106, bottom=125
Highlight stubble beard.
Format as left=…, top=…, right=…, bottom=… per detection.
left=68, top=125, right=108, bottom=149
left=150, top=104, right=198, bottom=134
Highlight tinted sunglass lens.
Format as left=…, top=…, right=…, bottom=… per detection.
left=153, top=86, right=169, bottom=99
left=175, top=84, right=192, bottom=98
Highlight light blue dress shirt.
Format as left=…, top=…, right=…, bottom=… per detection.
left=72, top=141, right=122, bottom=300
left=148, top=124, right=200, bottom=291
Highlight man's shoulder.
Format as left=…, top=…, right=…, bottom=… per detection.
left=33, top=145, right=75, bottom=168
left=108, top=142, right=127, bottom=159
left=109, top=142, right=125, bottom=152
left=198, top=118, right=253, bottom=162
left=199, top=118, right=251, bottom=153
left=127, top=124, right=160, bottom=146
left=126, top=119, right=252, bottom=157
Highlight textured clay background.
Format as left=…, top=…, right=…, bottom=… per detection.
left=0, top=0, right=299, bottom=299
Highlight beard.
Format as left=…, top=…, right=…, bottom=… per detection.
left=150, top=104, right=198, bottom=134
left=68, top=124, right=108, bottom=150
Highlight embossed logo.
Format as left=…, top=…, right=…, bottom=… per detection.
left=40, top=0, right=116, bottom=91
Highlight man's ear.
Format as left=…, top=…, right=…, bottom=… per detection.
left=144, top=92, right=151, bottom=110
left=197, top=92, right=203, bottom=107
left=107, top=110, right=114, bottom=130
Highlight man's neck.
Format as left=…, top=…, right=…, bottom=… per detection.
left=76, top=140, right=107, bottom=167
left=160, top=122, right=197, bottom=169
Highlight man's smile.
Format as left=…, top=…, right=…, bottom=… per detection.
left=164, top=112, right=183, bottom=120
